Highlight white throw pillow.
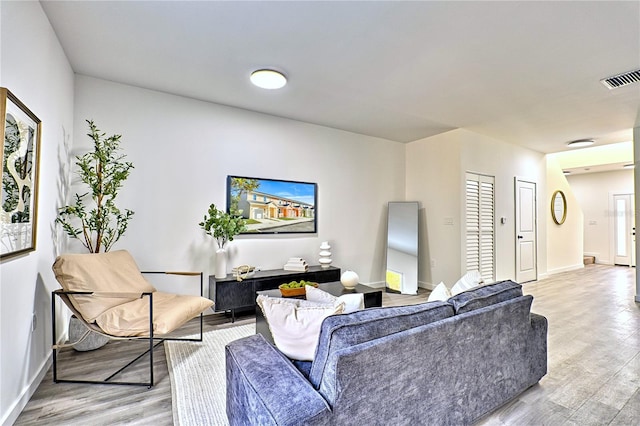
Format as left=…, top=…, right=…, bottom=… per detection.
left=305, top=285, right=364, bottom=314
left=256, top=295, right=344, bottom=361
left=427, top=281, right=451, bottom=302
left=451, top=270, right=483, bottom=295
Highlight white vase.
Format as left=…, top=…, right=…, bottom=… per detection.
left=215, top=247, right=227, bottom=279
left=341, top=270, right=359, bottom=290
left=319, top=241, right=332, bottom=268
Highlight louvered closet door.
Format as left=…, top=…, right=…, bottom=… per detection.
left=465, top=173, right=495, bottom=283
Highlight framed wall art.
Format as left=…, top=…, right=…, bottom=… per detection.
left=1, top=88, right=42, bottom=260
left=227, top=175, right=317, bottom=234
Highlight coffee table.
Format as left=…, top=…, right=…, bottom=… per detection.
left=255, top=281, right=383, bottom=344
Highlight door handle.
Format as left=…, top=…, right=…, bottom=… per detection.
left=517, top=235, right=523, bottom=239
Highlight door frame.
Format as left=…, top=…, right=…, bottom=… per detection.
left=610, top=192, right=635, bottom=266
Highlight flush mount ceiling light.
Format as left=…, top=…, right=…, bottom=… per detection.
left=567, top=139, right=595, bottom=148
left=250, top=69, right=287, bottom=89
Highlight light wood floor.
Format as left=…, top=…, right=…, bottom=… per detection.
left=15, top=265, right=640, bottom=425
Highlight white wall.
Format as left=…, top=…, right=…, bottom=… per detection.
left=73, top=76, right=406, bottom=287
left=567, top=169, right=633, bottom=265
left=406, top=129, right=546, bottom=288
left=0, top=2, right=75, bottom=425
left=406, top=131, right=462, bottom=288
left=546, top=156, right=584, bottom=274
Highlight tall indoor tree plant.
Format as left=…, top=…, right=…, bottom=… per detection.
left=56, top=120, right=134, bottom=253
left=199, top=203, right=246, bottom=278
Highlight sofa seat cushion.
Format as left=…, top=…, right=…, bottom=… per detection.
left=448, top=280, right=522, bottom=314
left=308, top=301, right=454, bottom=388
left=52, top=250, right=156, bottom=322
left=95, top=291, right=213, bottom=337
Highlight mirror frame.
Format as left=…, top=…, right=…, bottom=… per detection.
left=551, top=190, right=567, bottom=225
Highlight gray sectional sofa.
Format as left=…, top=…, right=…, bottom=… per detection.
left=226, top=280, right=547, bottom=425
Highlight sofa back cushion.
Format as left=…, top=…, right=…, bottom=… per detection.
left=52, top=250, right=156, bottom=322
left=308, top=301, right=454, bottom=388
left=448, top=280, right=522, bottom=314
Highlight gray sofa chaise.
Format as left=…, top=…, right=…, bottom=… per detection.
left=226, top=280, right=547, bottom=425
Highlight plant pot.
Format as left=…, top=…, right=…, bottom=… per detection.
left=215, top=247, right=227, bottom=279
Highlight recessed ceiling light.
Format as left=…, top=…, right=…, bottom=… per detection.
left=567, top=139, right=595, bottom=148
left=623, top=163, right=635, bottom=169
left=250, top=69, right=287, bottom=89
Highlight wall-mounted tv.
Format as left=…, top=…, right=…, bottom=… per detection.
left=227, top=175, right=317, bottom=234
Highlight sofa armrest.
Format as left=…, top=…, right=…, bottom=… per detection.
left=226, top=334, right=330, bottom=426
left=527, top=312, right=548, bottom=380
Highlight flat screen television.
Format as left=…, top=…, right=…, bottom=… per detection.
left=226, top=175, right=317, bottom=234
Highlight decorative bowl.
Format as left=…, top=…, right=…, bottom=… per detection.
left=279, top=281, right=318, bottom=297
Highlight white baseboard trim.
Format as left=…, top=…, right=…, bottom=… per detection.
left=419, top=281, right=435, bottom=290
left=364, top=281, right=385, bottom=289
left=364, top=281, right=434, bottom=291
left=2, top=354, right=52, bottom=426
left=546, top=263, right=584, bottom=276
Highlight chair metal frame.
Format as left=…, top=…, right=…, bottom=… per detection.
left=51, top=271, right=206, bottom=388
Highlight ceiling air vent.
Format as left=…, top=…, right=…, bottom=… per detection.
left=600, top=69, right=640, bottom=89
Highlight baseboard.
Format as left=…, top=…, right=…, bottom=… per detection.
left=364, top=281, right=434, bottom=290
left=419, top=281, right=435, bottom=290
left=365, top=281, right=385, bottom=289
left=2, top=354, right=52, bottom=426
left=546, top=263, right=584, bottom=276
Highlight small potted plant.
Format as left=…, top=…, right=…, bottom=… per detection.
left=199, top=203, right=246, bottom=278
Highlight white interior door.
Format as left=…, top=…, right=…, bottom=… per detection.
left=515, top=178, right=537, bottom=283
left=613, top=193, right=634, bottom=266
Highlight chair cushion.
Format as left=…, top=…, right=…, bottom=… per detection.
left=308, top=301, right=454, bottom=388
left=448, top=280, right=523, bottom=314
left=95, top=292, right=213, bottom=337
left=52, top=250, right=156, bottom=322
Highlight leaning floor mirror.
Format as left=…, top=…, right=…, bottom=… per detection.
left=385, top=201, right=419, bottom=295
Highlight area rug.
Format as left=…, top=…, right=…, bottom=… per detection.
left=165, top=323, right=254, bottom=426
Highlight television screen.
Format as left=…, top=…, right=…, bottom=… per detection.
left=227, top=175, right=317, bottom=234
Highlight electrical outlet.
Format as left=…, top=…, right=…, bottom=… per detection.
left=431, top=259, right=436, bottom=268
left=31, top=313, right=37, bottom=332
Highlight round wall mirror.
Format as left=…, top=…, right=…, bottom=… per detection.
left=551, top=190, right=567, bottom=225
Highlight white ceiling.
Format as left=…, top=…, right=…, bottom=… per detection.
left=41, top=1, right=640, bottom=154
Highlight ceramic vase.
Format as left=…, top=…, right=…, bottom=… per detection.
left=341, top=270, right=359, bottom=290
left=319, top=241, right=332, bottom=268
left=215, top=247, right=227, bottom=279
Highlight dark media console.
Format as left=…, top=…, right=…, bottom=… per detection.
left=209, top=265, right=341, bottom=321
